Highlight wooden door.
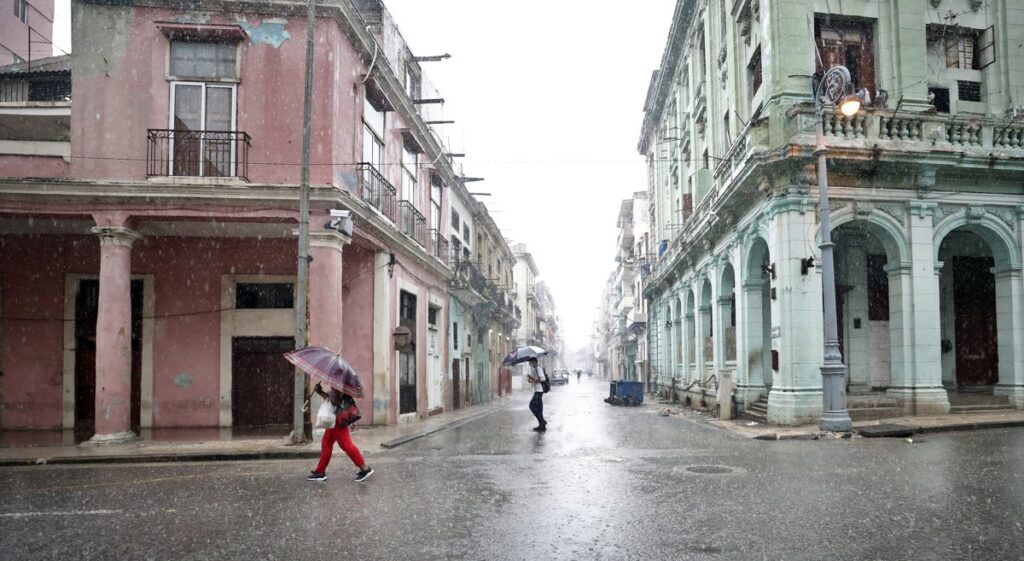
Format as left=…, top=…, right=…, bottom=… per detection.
left=231, top=337, right=294, bottom=427
left=452, top=359, right=460, bottom=410
left=74, top=279, right=143, bottom=440
left=953, top=257, right=998, bottom=386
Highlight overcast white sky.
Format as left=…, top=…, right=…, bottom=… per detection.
left=52, top=0, right=676, bottom=349
left=385, top=0, right=674, bottom=349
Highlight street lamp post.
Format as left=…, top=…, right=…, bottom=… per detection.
left=812, top=66, right=863, bottom=432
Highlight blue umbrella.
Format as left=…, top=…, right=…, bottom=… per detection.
left=501, top=345, right=547, bottom=367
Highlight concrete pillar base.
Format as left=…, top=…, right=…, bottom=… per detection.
left=767, top=388, right=823, bottom=426
left=83, top=431, right=137, bottom=445
left=993, top=385, right=1024, bottom=409
left=282, top=430, right=309, bottom=446
left=887, top=387, right=951, bottom=415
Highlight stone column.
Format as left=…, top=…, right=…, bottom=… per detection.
left=308, top=229, right=351, bottom=351
left=766, top=196, right=823, bottom=426
left=89, top=226, right=141, bottom=443
left=993, top=267, right=1024, bottom=408
left=885, top=264, right=913, bottom=397
left=698, top=303, right=712, bottom=382
left=307, top=229, right=351, bottom=438
left=676, top=292, right=688, bottom=386
left=372, top=251, right=394, bottom=425
left=888, top=203, right=949, bottom=414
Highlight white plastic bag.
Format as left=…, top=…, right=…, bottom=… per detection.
left=315, top=400, right=336, bottom=429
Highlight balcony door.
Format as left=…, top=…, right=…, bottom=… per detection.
left=169, top=82, right=237, bottom=177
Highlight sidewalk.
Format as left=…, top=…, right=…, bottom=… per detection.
left=0, top=393, right=521, bottom=467
left=702, top=409, right=1024, bottom=440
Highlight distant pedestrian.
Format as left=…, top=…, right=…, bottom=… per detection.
left=527, top=358, right=547, bottom=432
left=576, top=370, right=581, bottom=382
left=308, top=382, right=374, bottom=482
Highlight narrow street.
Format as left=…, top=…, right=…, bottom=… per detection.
left=2, top=378, right=1023, bottom=561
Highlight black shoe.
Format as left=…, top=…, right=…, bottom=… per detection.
left=354, top=467, right=374, bottom=482
left=307, top=472, right=326, bottom=481
left=532, top=424, right=547, bottom=432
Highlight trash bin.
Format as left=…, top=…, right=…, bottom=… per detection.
left=615, top=381, right=644, bottom=405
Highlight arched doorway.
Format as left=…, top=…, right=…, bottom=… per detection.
left=719, top=264, right=737, bottom=365
left=743, top=238, right=773, bottom=395
left=699, top=278, right=713, bottom=377
left=685, top=287, right=697, bottom=382
left=832, top=218, right=907, bottom=392
left=937, top=226, right=1006, bottom=390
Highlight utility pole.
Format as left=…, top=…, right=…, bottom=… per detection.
left=290, top=0, right=316, bottom=445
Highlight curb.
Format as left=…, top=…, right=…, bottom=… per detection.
left=0, top=404, right=507, bottom=467
left=379, top=409, right=497, bottom=449
left=0, top=449, right=320, bottom=468
left=747, top=419, right=1024, bottom=441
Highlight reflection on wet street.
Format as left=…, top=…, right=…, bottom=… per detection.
left=2, top=378, right=1023, bottom=561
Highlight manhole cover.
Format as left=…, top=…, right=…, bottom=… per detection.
left=685, top=465, right=734, bottom=474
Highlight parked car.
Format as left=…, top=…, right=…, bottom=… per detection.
left=550, top=369, right=570, bottom=385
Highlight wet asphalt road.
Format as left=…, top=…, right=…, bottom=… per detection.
left=2, top=378, right=1023, bottom=561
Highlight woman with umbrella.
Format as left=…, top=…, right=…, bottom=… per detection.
left=284, top=346, right=373, bottom=483
left=308, top=382, right=373, bottom=482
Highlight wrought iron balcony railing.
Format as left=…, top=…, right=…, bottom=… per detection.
left=147, top=129, right=250, bottom=180
left=429, top=229, right=449, bottom=263
left=451, top=257, right=489, bottom=294
left=399, top=200, right=428, bottom=247
left=357, top=163, right=398, bottom=223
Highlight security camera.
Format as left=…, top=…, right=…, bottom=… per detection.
left=326, top=209, right=354, bottom=235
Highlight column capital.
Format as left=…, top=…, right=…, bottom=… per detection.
left=308, top=229, right=352, bottom=251
left=907, top=201, right=937, bottom=219
left=91, top=226, right=141, bottom=248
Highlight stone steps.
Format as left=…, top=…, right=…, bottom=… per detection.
left=949, top=404, right=1016, bottom=414
left=740, top=396, right=769, bottom=423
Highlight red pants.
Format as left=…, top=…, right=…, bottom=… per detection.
left=314, top=425, right=365, bottom=473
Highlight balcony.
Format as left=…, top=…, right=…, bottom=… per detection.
left=357, top=163, right=398, bottom=223
left=398, top=200, right=428, bottom=247
left=449, top=257, right=488, bottom=305
left=626, top=310, right=648, bottom=334
left=429, top=229, right=449, bottom=262
left=147, top=129, right=250, bottom=180
left=789, top=105, right=1024, bottom=152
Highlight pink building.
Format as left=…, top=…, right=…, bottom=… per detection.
left=0, top=0, right=54, bottom=66
left=0, top=0, right=466, bottom=442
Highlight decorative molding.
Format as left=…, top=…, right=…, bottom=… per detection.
left=991, top=207, right=1017, bottom=230
left=966, top=205, right=987, bottom=221
left=932, top=204, right=957, bottom=224
left=907, top=201, right=936, bottom=219
left=851, top=201, right=874, bottom=217
left=91, top=226, right=141, bottom=248
left=916, top=167, right=937, bottom=191
left=877, top=203, right=906, bottom=225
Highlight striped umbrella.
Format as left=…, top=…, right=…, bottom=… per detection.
left=283, top=346, right=364, bottom=398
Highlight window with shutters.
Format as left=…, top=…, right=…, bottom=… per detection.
left=814, top=16, right=876, bottom=100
